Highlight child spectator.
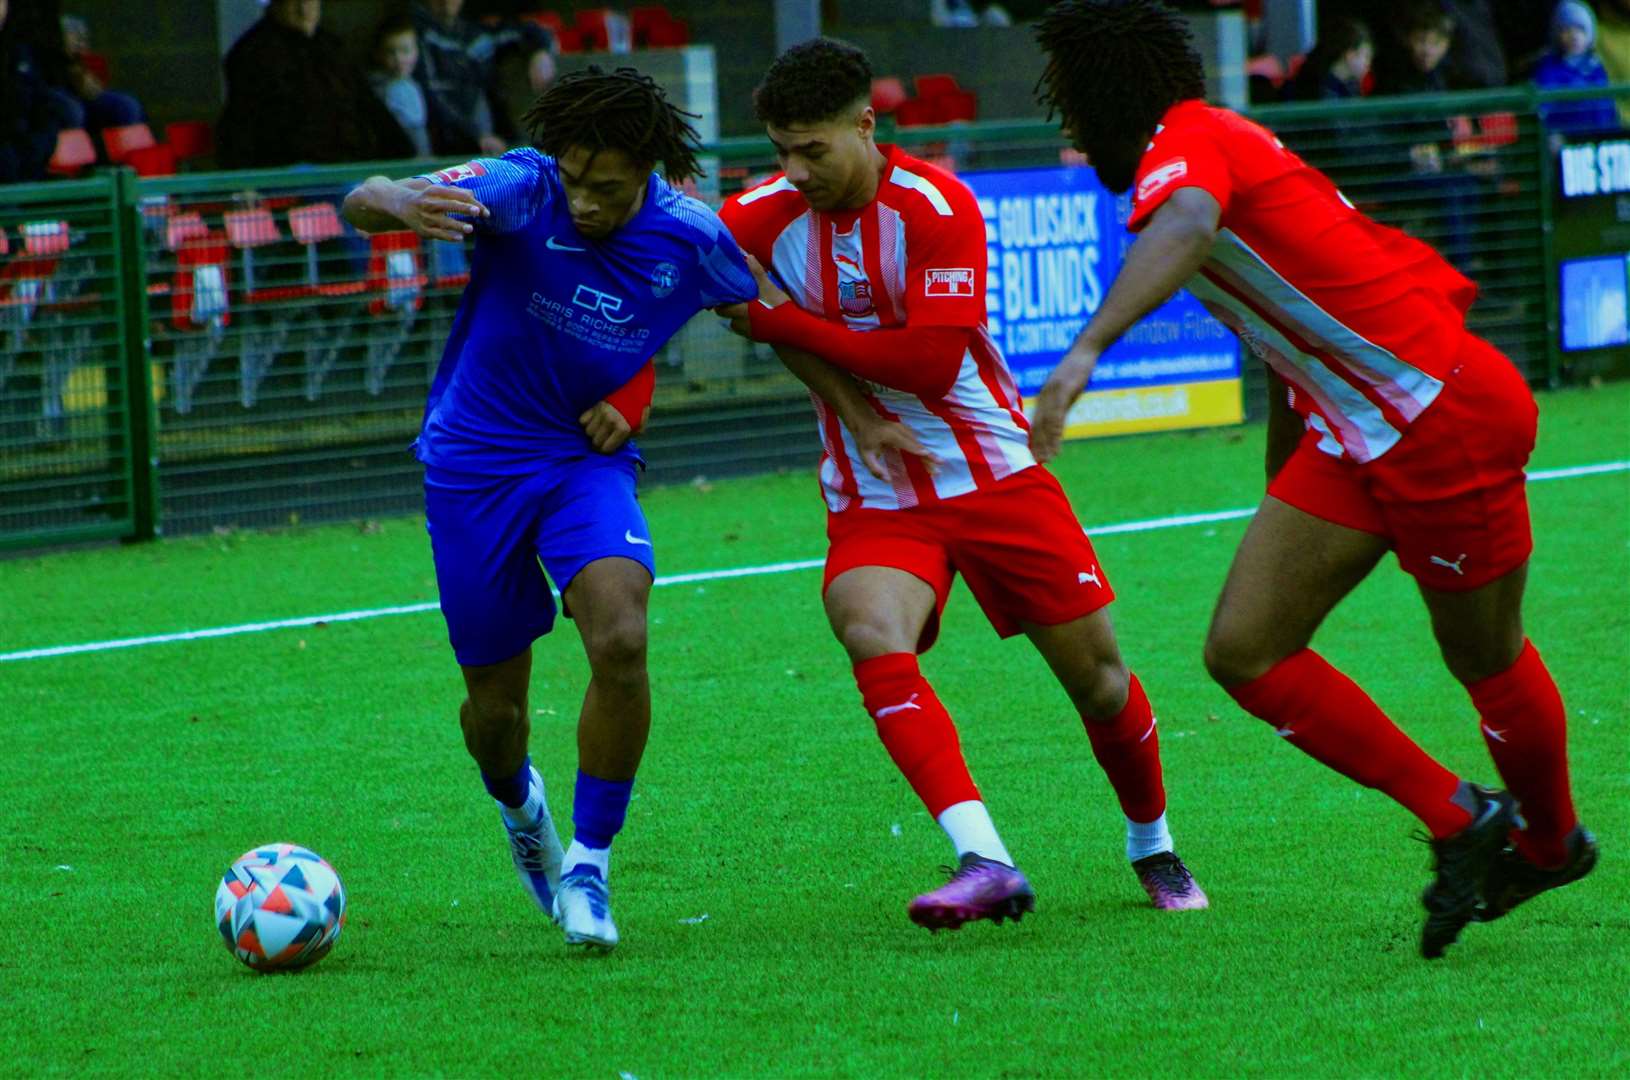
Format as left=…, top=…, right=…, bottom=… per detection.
left=57, top=13, right=145, bottom=138
left=1375, top=2, right=1455, bottom=95
left=1532, top=1, right=1619, bottom=135
left=1286, top=17, right=1374, bottom=100
left=370, top=16, right=433, bottom=158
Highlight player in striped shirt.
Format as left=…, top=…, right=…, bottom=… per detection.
left=1032, top=0, right=1595, bottom=959
left=717, top=38, right=1208, bottom=930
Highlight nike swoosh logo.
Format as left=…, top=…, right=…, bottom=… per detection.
left=624, top=530, right=652, bottom=547
left=546, top=236, right=587, bottom=252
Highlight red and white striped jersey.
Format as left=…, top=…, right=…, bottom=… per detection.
left=1130, top=101, right=1482, bottom=464
left=720, top=145, right=1035, bottom=512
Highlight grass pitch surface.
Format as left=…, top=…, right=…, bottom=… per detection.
left=3, top=383, right=1626, bottom=1078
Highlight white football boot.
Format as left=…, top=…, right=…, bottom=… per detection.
left=498, top=766, right=565, bottom=916
left=553, top=864, right=619, bottom=951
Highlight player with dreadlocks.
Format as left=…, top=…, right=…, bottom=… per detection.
left=1031, top=0, right=1595, bottom=960
left=342, top=68, right=760, bottom=952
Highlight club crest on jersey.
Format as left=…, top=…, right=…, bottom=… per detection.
left=431, top=161, right=487, bottom=185
left=925, top=268, right=975, bottom=297
left=1137, top=159, right=1187, bottom=202
left=839, top=278, right=875, bottom=316
left=650, top=261, right=679, bottom=298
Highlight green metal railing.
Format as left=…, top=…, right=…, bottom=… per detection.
left=0, top=85, right=1622, bottom=549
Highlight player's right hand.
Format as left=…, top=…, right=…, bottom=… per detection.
left=1029, top=351, right=1095, bottom=464
left=579, top=401, right=636, bottom=454
left=854, top=418, right=941, bottom=480
left=399, top=184, right=489, bottom=242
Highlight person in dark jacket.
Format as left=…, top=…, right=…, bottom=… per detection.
left=411, top=0, right=554, bottom=156
left=1286, top=16, right=1374, bottom=101
left=0, top=0, right=63, bottom=183
left=217, top=0, right=414, bottom=169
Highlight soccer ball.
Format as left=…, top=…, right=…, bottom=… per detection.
left=215, top=843, right=346, bottom=971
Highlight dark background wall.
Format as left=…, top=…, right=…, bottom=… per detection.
left=59, top=1, right=1224, bottom=140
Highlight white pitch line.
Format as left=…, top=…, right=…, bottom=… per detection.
left=2, top=459, right=1625, bottom=664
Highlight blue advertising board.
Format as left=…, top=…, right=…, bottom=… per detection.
left=964, top=166, right=1242, bottom=438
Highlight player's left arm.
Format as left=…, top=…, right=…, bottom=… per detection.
left=578, top=209, right=756, bottom=455
left=1029, top=186, right=1221, bottom=463
left=579, top=361, right=654, bottom=454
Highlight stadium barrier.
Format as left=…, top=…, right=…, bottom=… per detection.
left=1, top=84, right=1623, bottom=549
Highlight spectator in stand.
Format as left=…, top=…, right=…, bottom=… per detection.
left=0, top=0, right=62, bottom=182
left=1375, top=2, right=1456, bottom=95
left=1596, top=0, right=1630, bottom=126
left=1440, top=0, right=1508, bottom=88
left=370, top=15, right=435, bottom=158
left=217, top=0, right=414, bottom=169
left=411, top=0, right=555, bottom=157
left=56, top=14, right=145, bottom=139
left=1285, top=16, right=1374, bottom=100
left=1532, top=2, right=1618, bottom=135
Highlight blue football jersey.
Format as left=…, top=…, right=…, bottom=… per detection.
left=412, top=149, right=756, bottom=472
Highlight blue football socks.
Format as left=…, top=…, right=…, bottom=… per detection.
left=481, top=755, right=532, bottom=809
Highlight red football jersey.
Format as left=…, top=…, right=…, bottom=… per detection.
left=720, top=146, right=1033, bottom=512
left=1130, top=100, right=1481, bottom=464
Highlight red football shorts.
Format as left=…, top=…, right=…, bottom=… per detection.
left=823, top=465, right=1115, bottom=650
left=1269, top=334, right=1538, bottom=592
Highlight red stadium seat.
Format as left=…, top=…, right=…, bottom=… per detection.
left=575, top=8, right=631, bottom=52
left=48, top=128, right=97, bottom=177
left=165, top=211, right=209, bottom=252
left=287, top=202, right=343, bottom=247
left=894, top=98, right=938, bottom=128
left=224, top=208, right=282, bottom=251
left=288, top=202, right=365, bottom=297
left=631, top=6, right=688, bottom=47
left=934, top=90, right=978, bottom=124
left=643, top=19, right=689, bottom=47
left=871, top=77, right=908, bottom=116
left=555, top=27, right=584, bottom=53
left=20, top=220, right=71, bottom=257
left=125, top=143, right=177, bottom=177
left=913, top=74, right=962, bottom=101
left=170, top=233, right=231, bottom=332
left=164, top=121, right=214, bottom=163
left=367, top=231, right=426, bottom=315
left=101, top=122, right=156, bottom=164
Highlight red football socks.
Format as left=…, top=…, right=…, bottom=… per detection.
left=1228, top=649, right=1472, bottom=838
left=854, top=652, right=980, bottom=817
left=1082, top=673, right=1168, bottom=824
left=1466, top=640, right=1577, bottom=867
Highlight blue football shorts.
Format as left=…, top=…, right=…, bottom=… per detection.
left=424, top=455, right=656, bottom=667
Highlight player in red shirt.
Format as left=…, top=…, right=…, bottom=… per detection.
left=1031, top=0, right=1595, bottom=959
left=716, top=38, right=1208, bottom=930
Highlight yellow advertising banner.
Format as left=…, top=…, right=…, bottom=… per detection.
left=1022, top=377, right=1244, bottom=441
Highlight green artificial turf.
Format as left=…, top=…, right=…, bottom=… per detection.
left=2, top=382, right=1626, bottom=1077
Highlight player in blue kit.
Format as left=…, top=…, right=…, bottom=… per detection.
left=341, top=69, right=758, bottom=951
